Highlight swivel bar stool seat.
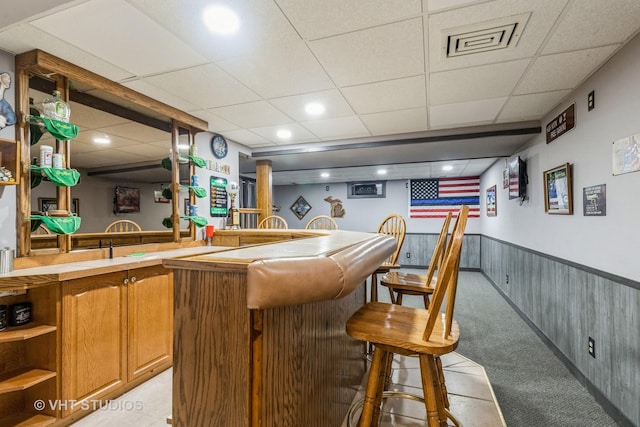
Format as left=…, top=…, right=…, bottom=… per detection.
left=346, top=206, right=468, bottom=426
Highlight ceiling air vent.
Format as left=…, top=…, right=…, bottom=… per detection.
left=445, top=13, right=530, bottom=58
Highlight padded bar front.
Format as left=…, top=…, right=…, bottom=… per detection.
left=246, top=234, right=396, bottom=309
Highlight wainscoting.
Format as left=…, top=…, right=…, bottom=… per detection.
left=480, top=235, right=639, bottom=427
left=400, top=233, right=481, bottom=270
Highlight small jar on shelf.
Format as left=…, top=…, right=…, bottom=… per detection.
left=42, top=90, right=71, bottom=122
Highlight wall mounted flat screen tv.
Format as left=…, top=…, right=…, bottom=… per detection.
left=508, top=156, right=527, bottom=200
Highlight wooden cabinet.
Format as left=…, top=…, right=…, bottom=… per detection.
left=61, top=266, right=173, bottom=416
left=127, top=266, right=173, bottom=382
left=0, top=285, right=58, bottom=426
left=61, top=271, right=127, bottom=417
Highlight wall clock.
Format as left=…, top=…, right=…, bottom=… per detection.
left=211, top=134, right=228, bottom=159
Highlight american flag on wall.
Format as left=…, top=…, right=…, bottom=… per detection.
left=409, top=177, right=481, bottom=218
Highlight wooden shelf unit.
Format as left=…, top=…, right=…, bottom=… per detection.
left=0, top=324, right=56, bottom=343
left=0, top=368, right=56, bottom=394
left=0, top=284, right=59, bottom=424
left=0, top=137, right=19, bottom=185
left=0, top=412, right=56, bottom=427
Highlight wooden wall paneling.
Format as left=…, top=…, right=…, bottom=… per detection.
left=260, top=286, right=365, bottom=426
left=172, top=269, right=251, bottom=426
left=480, top=235, right=640, bottom=426
left=611, top=283, right=639, bottom=421
left=566, top=268, right=588, bottom=365
left=460, top=234, right=481, bottom=269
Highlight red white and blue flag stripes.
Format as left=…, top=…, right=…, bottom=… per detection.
left=409, top=176, right=480, bottom=218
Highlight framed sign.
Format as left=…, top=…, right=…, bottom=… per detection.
left=543, top=163, right=573, bottom=214
left=583, top=184, right=606, bottom=216
left=290, top=196, right=311, bottom=220
left=39, top=197, right=80, bottom=215
left=486, top=185, right=497, bottom=216
left=210, top=176, right=228, bottom=217
left=546, top=104, right=575, bottom=144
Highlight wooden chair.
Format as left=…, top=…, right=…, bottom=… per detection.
left=369, top=214, right=407, bottom=304
left=104, top=220, right=141, bottom=233
left=257, top=215, right=288, bottom=229
left=304, top=215, right=338, bottom=230
left=380, top=212, right=452, bottom=306
left=346, top=205, right=468, bottom=427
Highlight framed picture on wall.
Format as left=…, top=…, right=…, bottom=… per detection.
left=486, top=185, right=497, bottom=216
left=290, top=196, right=311, bottom=220
left=39, top=197, right=79, bottom=215
left=114, top=186, right=140, bottom=213
left=543, top=163, right=573, bottom=214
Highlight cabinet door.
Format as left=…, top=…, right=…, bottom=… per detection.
left=61, top=272, right=127, bottom=416
left=127, top=266, right=173, bottom=381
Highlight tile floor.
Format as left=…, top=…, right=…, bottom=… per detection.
left=70, top=351, right=505, bottom=426
left=342, top=352, right=506, bottom=426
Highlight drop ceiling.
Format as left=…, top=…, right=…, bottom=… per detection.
left=2, top=0, right=640, bottom=185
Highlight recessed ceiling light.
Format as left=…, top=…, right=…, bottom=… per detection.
left=93, top=137, right=110, bottom=144
left=321, top=172, right=330, bottom=178
left=203, top=5, right=240, bottom=35
left=377, top=169, right=387, bottom=175
left=276, top=129, right=292, bottom=139
left=442, top=165, right=454, bottom=171
left=304, top=102, right=325, bottom=116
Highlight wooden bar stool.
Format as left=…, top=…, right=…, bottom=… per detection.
left=380, top=212, right=452, bottom=306
left=346, top=206, right=468, bottom=427
left=370, top=214, right=406, bottom=303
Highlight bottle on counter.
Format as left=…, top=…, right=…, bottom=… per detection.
left=42, top=90, right=71, bottom=122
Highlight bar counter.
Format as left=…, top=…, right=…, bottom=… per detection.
left=163, top=230, right=396, bottom=427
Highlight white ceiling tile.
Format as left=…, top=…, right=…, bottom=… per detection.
left=542, top=0, right=640, bottom=55
left=427, top=0, right=569, bottom=72
left=426, top=0, right=487, bottom=13
left=31, top=0, right=206, bottom=76
left=498, top=90, right=571, bottom=122
left=0, top=0, right=77, bottom=28
left=122, top=79, right=199, bottom=113
left=360, top=108, right=428, bottom=135
left=99, top=122, right=171, bottom=144
left=68, top=102, right=129, bottom=128
left=342, top=76, right=426, bottom=114
left=0, top=24, right=133, bottom=81
left=217, top=40, right=334, bottom=99
left=128, top=0, right=301, bottom=62
left=250, top=123, right=319, bottom=144
left=115, top=143, right=168, bottom=159
left=269, top=90, right=355, bottom=121
left=223, top=130, right=272, bottom=147
left=275, top=0, right=422, bottom=40
left=429, top=59, right=530, bottom=105
left=68, top=139, right=110, bottom=155
left=310, top=18, right=425, bottom=86
left=302, top=116, right=370, bottom=140
left=429, top=97, right=507, bottom=128
left=141, top=63, right=260, bottom=109
left=514, top=45, right=618, bottom=94
left=211, top=101, right=294, bottom=128
left=190, top=110, right=241, bottom=133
